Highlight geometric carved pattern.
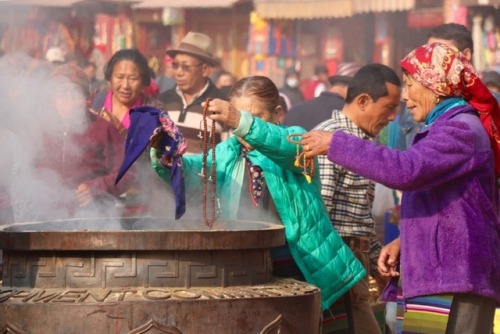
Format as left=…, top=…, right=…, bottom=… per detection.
left=259, top=314, right=298, bottom=334
left=128, top=320, right=182, bottom=334
left=0, top=324, right=27, bottom=334
left=3, top=249, right=271, bottom=289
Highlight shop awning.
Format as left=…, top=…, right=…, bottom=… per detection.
left=253, top=0, right=416, bottom=19
left=352, top=0, right=415, bottom=14
left=0, top=0, right=81, bottom=5
left=132, top=0, right=241, bottom=8
left=460, top=0, right=500, bottom=5
left=253, top=0, right=353, bottom=19
left=0, top=0, right=241, bottom=8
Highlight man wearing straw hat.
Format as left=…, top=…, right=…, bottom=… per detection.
left=158, top=32, right=227, bottom=154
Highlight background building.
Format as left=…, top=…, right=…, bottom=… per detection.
left=0, top=0, right=499, bottom=82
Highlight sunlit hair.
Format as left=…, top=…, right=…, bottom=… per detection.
left=228, top=76, right=280, bottom=114
left=346, top=63, right=401, bottom=104
left=104, top=49, right=151, bottom=86
left=427, top=23, right=473, bottom=54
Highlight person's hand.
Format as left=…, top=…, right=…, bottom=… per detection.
left=300, top=130, right=334, bottom=158
left=76, top=183, right=93, bottom=208
left=237, top=136, right=253, bottom=151
left=149, top=130, right=163, bottom=151
left=203, top=98, right=241, bottom=129
left=377, top=237, right=400, bottom=277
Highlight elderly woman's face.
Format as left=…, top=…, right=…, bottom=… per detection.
left=229, top=95, right=280, bottom=124
left=402, top=74, right=436, bottom=123
left=110, top=60, right=145, bottom=107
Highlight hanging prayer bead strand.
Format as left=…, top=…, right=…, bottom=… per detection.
left=201, top=98, right=217, bottom=227
left=210, top=102, right=217, bottom=224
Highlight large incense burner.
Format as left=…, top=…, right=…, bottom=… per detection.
left=0, top=218, right=321, bottom=333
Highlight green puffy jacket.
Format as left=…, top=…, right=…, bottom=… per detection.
left=151, top=112, right=365, bottom=310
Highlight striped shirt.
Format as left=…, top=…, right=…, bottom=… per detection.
left=314, top=111, right=376, bottom=239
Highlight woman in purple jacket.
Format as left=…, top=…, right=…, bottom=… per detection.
left=301, top=43, right=500, bottom=333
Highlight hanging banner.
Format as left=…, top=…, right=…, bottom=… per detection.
left=407, top=9, right=444, bottom=28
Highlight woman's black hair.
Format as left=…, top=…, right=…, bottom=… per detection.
left=104, top=49, right=151, bottom=86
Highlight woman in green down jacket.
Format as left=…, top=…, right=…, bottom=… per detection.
left=150, top=76, right=365, bottom=313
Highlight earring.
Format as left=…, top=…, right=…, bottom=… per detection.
left=434, top=95, right=441, bottom=105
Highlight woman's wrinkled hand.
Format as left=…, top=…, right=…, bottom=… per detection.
left=300, top=130, right=334, bottom=158
left=377, top=237, right=401, bottom=277
left=202, top=98, right=241, bottom=129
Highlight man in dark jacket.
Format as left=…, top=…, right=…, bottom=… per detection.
left=158, top=32, right=227, bottom=153
left=279, top=67, right=304, bottom=110
left=284, top=74, right=351, bottom=131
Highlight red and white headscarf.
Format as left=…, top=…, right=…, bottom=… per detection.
left=400, top=42, right=500, bottom=176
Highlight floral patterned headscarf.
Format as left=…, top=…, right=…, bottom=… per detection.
left=400, top=42, right=476, bottom=97
left=401, top=42, right=500, bottom=177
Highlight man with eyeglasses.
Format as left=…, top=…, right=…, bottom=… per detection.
left=158, top=32, right=227, bottom=154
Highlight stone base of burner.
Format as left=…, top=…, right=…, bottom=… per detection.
left=0, top=279, right=321, bottom=334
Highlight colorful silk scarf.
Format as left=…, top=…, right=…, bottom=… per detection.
left=240, top=146, right=264, bottom=207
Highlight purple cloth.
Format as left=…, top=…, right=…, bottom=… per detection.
left=328, top=104, right=500, bottom=304
left=115, top=106, right=186, bottom=219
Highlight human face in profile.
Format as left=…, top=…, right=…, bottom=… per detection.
left=402, top=74, right=436, bottom=123
left=229, top=94, right=281, bottom=150
left=230, top=95, right=280, bottom=124
left=358, top=82, right=401, bottom=136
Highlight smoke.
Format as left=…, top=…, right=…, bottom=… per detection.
left=0, top=52, right=121, bottom=225
left=0, top=54, right=278, bottom=230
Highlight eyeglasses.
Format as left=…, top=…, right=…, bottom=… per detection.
left=172, top=62, right=203, bottom=73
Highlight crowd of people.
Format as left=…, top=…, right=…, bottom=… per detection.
left=0, top=22, right=499, bottom=334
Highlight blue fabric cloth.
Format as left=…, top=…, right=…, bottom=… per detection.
left=424, top=97, right=466, bottom=127
left=388, top=102, right=424, bottom=151
left=492, top=90, right=500, bottom=103
left=115, top=106, right=186, bottom=219
left=386, top=117, right=403, bottom=149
